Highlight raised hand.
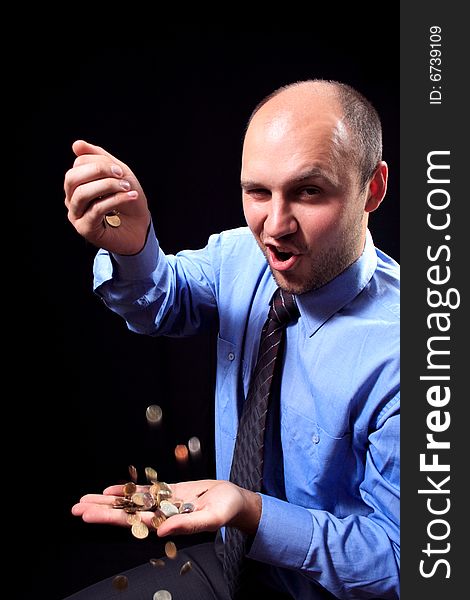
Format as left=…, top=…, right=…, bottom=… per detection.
left=64, top=140, right=151, bottom=255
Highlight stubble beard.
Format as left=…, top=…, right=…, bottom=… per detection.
left=260, top=214, right=366, bottom=296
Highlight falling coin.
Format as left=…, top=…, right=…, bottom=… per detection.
left=164, top=541, right=178, bottom=559
left=128, top=465, right=138, bottom=483
left=180, top=561, right=192, bottom=575
left=151, top=512, right=167, bottom=530
left=174, top=444, right=189, bottom=464
left=188, top=436, right=201, bottom=456
left=131, top=521, right=149, bottom=539
left=153, top=591, right=172, bottom=600
left=112, top=575, right=129, bottom=591
left=149, top=558, right=165, bottom=568
left=145, top=466, right=158, bottom=483
left=146, top=404, right=163, bottom=425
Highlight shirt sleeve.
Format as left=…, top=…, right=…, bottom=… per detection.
left=248, top=393, right=400, bottom=599
left=92, top=221, right=220, bottom=337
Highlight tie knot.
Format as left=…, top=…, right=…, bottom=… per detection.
left=269, top=288, right=300, bottom=325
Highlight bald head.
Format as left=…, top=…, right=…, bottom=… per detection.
left=246, top=80, right=383, bottom=189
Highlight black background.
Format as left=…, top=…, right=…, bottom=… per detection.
left=14, top=23, right=399, bottom=599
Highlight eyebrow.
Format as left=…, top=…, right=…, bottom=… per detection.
left=240, top=167, right=337, bottom=190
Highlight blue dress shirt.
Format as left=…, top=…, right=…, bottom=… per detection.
left=93, top=224, right=400, bottom=599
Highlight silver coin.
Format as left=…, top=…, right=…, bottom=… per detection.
left=146, top=404, right=163, bottom=425
left=179, top=502, right=195, bottom=514
left=153, top=590, right=172, bottom=600
left=159, top=500, right=179, bottom=518
left=188, top=436, right=201, bottom=455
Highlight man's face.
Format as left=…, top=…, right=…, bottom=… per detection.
left=241, top=98, right=368, bottom=295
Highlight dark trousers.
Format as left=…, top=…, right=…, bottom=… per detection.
left=62, top=536, right=294, bottom=600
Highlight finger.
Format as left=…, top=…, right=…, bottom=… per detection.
left=79, top=505, right=130, bottom=526
left=71, top=500, right=117, bottom=518
left=64, top=161, right=124, bottom=206
left=67, top=178, right=133, bottom=219
left=76, top=493, right=120, bottom=506
left=72, top=139, right=119, bottom=161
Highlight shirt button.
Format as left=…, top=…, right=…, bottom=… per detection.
left=312, top=434, right=320, bottom=444
left=228, top=352, right=235, bottom=361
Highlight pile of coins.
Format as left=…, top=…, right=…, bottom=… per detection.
left=112, top=465, right=195, bottom=539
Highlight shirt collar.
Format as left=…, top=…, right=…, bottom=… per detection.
left=296, top=229, right=377, bottom=337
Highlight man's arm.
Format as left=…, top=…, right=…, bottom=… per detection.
left=65, top=139, right=220, bottom=337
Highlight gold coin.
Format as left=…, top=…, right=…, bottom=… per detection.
left=164, top=541, right=177, bottom=559
left=131, top=521, right=149, bottom=539
left=112, top=575, right=128, bottom=591
left=149, top=483, right=160, bottom=498
left=104, top=213, right=121, bottom=228
left=128, top=465, right=138, bottom=482
left=123, top=482, right=137, bottom=497
left=127, top=512, right=141, bottom=525
left=131, top=492, right=146, bottom=506
left=149, top=558, right=165, bottom=568
left=174, top=444, right=189, bottom=463
left=158, top=481, right=172, bottom=493
left=179, top=561, right=192, bottom=575
left=157, top=489, right=172, bottom=505
left=113, top=497, right=127, bottom=508
left=150, top=511, right=167, bottom=530
left=145, top=467, right=158, bottom=483
left=131, top=491, right=155, bottom=510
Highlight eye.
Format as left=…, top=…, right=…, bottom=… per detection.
left=300, top=186, right=321, bottom=198
left=244, top=188, right=271, bottom=200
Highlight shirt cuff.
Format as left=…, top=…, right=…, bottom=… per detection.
left=247, top=493, right=313, bottom=569
left=98, top=221, right=160, bottom=283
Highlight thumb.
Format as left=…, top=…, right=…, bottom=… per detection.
left=72, top=139, right=118, bottom=160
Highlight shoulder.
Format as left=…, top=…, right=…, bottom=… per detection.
left=209, top=226, right=256, bottom=248
left=363, top=247, right=400, bottom=321
left=207, top=227, right=263, bottom=264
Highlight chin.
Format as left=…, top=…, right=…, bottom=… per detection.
left=271, top=271, right=312, bottom=295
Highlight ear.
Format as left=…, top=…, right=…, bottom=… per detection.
left=365, top=161, right=388, bottom=213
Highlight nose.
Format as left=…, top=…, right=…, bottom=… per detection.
left=264, top=194, right=298, bottom=239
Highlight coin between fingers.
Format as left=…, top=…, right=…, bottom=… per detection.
left=104, top=212, right=121, bottom=228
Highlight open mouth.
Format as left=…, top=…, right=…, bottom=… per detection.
left=266, top=245, right=300, bottom=271
left=273, top=248, right=294, bottom=261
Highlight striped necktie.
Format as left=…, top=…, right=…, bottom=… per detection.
left=223, top=287, right=300, bottom=598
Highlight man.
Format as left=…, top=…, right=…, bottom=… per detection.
left=64, top=79, right=400, bottom=599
